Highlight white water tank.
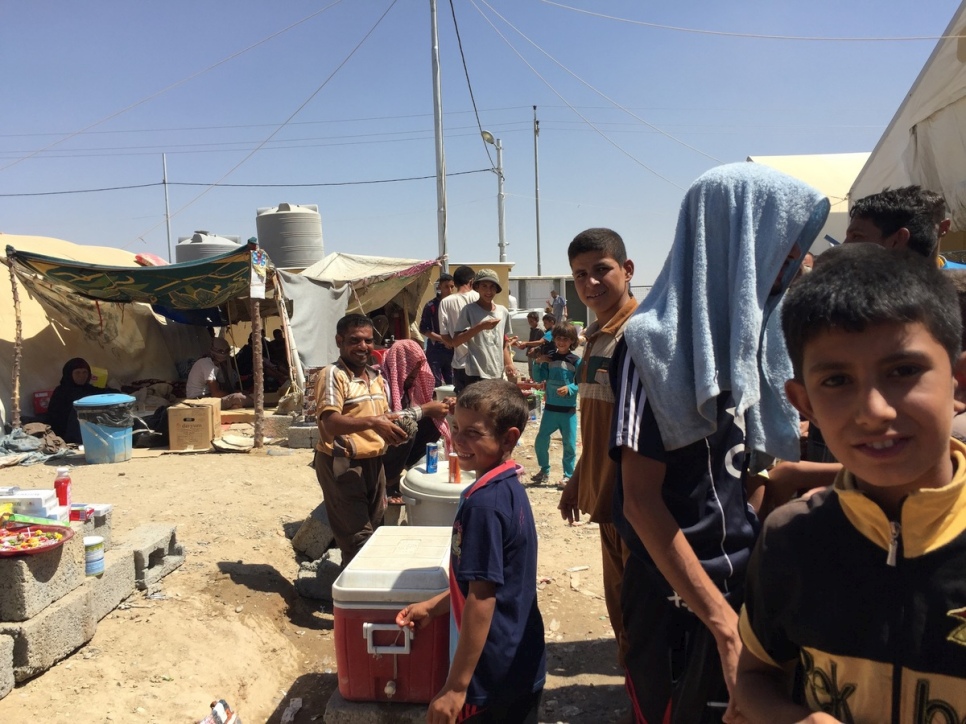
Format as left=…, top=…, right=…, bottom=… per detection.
left=255, top=202, right=324, bottom=270
left=175, top=231, right=242, bottom=263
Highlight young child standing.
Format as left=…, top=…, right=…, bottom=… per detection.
left=736, top=243, right=966, bottom=721
left=396, top=379, right=546, bottom=723
left=512, top=311, right=544, bottom=379
left=531, top=322, right=580, bottom=486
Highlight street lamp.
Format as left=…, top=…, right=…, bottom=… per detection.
left=481, top=130, right=507, bottom=263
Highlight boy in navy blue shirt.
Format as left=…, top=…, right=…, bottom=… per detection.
left=397, top=379, right=545, bottom=723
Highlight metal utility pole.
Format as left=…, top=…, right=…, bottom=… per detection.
left=430, top=0, right=448, bottom=271
left=482, top=131, right=506, bottom=262
left=533, top=106, right=542, bottom=275
left=163, top=154, right=173, bottom=262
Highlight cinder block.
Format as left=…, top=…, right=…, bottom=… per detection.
left=287, top=422, right=319, bottom=449
left=0, top=585, right=95, bottom=682
left=295, top=549, right=342, bottom=601
left=89, top=549, right=135, bottom=621
left=291, top=503, right=336, bottom=560
left=122, top=524, right=185, bottom=591
left=323, top=689, right=426, bottom=723
left=0, top=634, right=13, bottom=700
left=0, top=525, right=84, bottom=622
left=81, top=508, right=113, bottom=550
left=263, top=414, right=296, bottom=439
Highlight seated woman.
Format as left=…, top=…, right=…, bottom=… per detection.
left=381, top=340, right=452, bottom=502
left=47, top=358, right=102, bottom=444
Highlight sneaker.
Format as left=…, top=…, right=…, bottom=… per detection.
left=530, top=471, right=549, bottom=485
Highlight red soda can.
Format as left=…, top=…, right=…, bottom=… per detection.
left=448, top=452, right=461, bottom=483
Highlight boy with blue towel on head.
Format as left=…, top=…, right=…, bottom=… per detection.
left=610, top=162, right=829, bottom=722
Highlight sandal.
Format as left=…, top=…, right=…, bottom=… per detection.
left=555, top=477, right=570, bottom=491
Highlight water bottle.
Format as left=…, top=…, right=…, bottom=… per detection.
left=54, top=467, right=72, bottom=507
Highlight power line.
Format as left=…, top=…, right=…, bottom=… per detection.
left=0, top=0, right=348, bottom=173
left=541, top=0, right=963, bottom=41
left=448, top=0, right=495, bottom=168
left=0, top=169, right=491, bottom=198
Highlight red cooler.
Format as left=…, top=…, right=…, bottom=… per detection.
left=332, top=526, right=451, bottom=703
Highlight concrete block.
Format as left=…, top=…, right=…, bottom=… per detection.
left=287, top=422, right=319, bottom=449
left=295, top=549, right=342, bottom=601
left=89, top=549, right=136, bottom=621
left=0, top=634, right=13, bottom=700
left=263, top=414, right=296, bottom=439
left=121, top=524, right=185, bottom=591
left=0, top=525, right=84, bottom=622
left=291, top=503, right=336, bottom=560
left=323, top=689, right=426, bottom=723
left=81, top=508, right=113, bottom=550
left=0, top=585, right=95, bottom=682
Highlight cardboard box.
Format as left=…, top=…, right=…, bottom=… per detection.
left=167, top=398, right=222, bottom=451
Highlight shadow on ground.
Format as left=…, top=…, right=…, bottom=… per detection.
left=217, top=560, right=331, bottom=630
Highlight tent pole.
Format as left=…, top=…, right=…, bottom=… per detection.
left=8, top=263, right=22, bottom=430
left=273, top=271, right=305, bottom=396
left=251, top=298, right=264, bottom=449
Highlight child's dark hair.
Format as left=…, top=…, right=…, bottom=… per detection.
left=552, top=322, right=579, bottom=346
left=527, top=311, right=539, bottom=322
left=457, top=379, right=528, bottom=436
left=568, top=227, right=627, bottom=265
left=850, top=186, right=946, bottom=258
left=452, top=265, right=476, bottom=287
left=782, top=244, right=962, bottom=379
left=945, top=269, right=966, bottom=350
left=543, top=313, right=556, bottom=325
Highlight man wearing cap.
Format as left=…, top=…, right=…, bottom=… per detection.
left=185, top=337, right=251, bottom=409
left=449, top=269, right=515, bottom=390
left=438, top=265, right=479, bottom=394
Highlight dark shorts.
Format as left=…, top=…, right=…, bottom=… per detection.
left=459, top=688, right=542, bottom=723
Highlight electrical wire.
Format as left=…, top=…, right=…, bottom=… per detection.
left=0, top=169, right=490, bottom=198
left=541, top=0, right=963, bottom=42
left=448, top=0, right=495, bottom=168
left=0, top=0, right=347, bottom=173
left=469, top=0, right=686, bottom=189
left=476, top=0, right=722, bottom=165
left=132, top=0, right=399, bottom=244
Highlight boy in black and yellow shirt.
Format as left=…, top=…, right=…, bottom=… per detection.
left=736, top=243, right=966, bottom=722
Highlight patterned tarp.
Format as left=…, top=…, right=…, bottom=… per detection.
left=5, top=242, right=260, bottom=310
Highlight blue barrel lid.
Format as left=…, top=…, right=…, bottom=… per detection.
left=73, top=393, right=136, bottom=407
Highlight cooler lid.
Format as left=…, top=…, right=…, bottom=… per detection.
left=401, top=460, right=475, bottom=501
left=73, top=393, right=136, bottom=407
left=332, top=526, right=452, bottom=604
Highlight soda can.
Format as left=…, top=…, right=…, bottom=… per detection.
left=425, top=443, right=439, bottom=473
left=449, top=453, right=461, bottom=483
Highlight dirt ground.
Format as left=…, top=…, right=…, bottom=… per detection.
left=0, top=398, right=630, bottom=723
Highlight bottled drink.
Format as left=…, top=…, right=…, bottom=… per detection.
left=54, top=467, right=72, bottom=507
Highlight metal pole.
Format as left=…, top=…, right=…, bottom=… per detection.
left=533, top=106, right=542, bottom=276
left=162, top=154, right=174, bottom=262
left=430, top=0, right=448, bottom=271
left=496, top=138, right=506, bottom=263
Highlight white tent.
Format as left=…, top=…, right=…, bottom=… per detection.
left=850, top=1, right=966, bottom=231
left=749, top=153, right=870, bottom=251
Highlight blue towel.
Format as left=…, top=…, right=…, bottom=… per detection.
left=624, top=162, right=829, bottom=461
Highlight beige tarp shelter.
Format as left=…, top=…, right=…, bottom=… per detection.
left=850, top=0, right=966, bottom=244
left=0, top=234, right=210, bottom=426
left=748, top=153, right=870, bottom=253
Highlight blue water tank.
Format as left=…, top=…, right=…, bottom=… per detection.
left=175, top=231, right=242, bottom=263
left=255, top=202, right=324, bottom=271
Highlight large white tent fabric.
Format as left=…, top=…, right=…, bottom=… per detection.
left=0, top=234, right=209, bottom=426
left=850, top=1, right=966, bottom=230
left=277, top=252, right=438, bottom=369
left=748, top=153, right=869, bottom=251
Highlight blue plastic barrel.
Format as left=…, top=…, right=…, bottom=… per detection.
left=73, top=393, right=136, bottom=464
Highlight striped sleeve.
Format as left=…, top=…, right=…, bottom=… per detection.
left=316, top=365, right=346, bottom=415
left=610, top=340, right=648, bottom=455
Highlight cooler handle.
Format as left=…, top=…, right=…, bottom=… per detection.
left=363, top=623, right=412, bottom=655
left=402, top=495, right=418, bottom=507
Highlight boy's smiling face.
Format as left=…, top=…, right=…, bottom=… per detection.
left=570, top=250, right=633, bottom=323
left=785, top=321, right=963, bottom=513
left=452, top=405, right=517, bottom=475
left=554, top=336, right=574, bottom=355
left=475, top=280, right=499, bottom=304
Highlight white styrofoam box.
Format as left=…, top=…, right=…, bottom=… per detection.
left=332, top=526, right=452, bottom=606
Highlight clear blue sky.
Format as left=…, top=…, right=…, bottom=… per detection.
left=1, top=0, right=961, bottom=283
